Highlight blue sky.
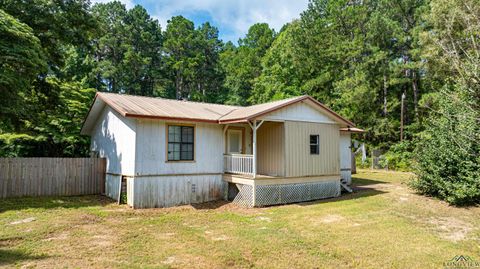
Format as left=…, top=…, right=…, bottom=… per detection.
left=92, top=0, right=309, bottom=44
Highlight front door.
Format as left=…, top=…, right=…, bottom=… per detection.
left=227, top=129, right=243, bottom=154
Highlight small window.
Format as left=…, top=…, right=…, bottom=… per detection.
left=168, top=125, right=194, bottom=161
left=310, top=135, right=319, bottom=155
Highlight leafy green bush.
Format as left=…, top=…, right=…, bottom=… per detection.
left=355, top=153, right=370, bottom=169
left=410, top=89, right=480, bottom=206
left=382, top=141, right=415, bottom=171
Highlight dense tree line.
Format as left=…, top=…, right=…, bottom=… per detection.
left=0, top=0, right=478, bottom=204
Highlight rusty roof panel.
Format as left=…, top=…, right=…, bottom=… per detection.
left=81, top=93, right=356, bottom=134
left=97, top=92, right=239, bottom=122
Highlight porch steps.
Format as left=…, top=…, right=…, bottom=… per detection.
left=340, top=182, right=353, bottom=193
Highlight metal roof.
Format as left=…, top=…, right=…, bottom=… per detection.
left=340, top=127, right=365, bottom=133
left=81, top=92, right=356, bottom=135
left=218, top=95, right=355, bottom=126
left=96, top=92, right=238, bottom=122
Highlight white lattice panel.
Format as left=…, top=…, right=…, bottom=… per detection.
left=232, top=184, right=254, bottom=207
left=255, top=181, right=340, bottom=207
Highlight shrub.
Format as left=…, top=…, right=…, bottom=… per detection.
left=382, top=141, right=415, bottom=171
left=410, top=89, right=480, bottom=206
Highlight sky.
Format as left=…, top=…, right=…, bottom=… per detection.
left=91, top=0, right=309, bottom=44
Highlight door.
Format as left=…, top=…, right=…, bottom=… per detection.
left=227, top=129, right=243, bottom=154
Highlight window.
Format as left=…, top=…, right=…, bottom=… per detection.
left=310, top=135, right=319, bottom=154
left=168, top=125, right=194, bottom=161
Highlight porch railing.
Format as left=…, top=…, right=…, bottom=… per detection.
left=223, top=154, right=254, bottom=175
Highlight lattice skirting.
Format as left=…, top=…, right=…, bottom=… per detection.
left=232, top=184, right=254, bottom=207
left=231, top=180, right=340, bottom=207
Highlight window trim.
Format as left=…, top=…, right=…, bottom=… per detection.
left=165, top=123, right=196, bottom=163
left=310, top=134, right=319, bottom=155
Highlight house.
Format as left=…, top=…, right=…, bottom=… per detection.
left=80, top=93, right=362, bottom=208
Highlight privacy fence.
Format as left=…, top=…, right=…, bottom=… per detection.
left=0, top=158, right=106, bottom=198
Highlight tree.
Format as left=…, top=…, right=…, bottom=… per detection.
left=0, top=0, right=96, bottom=69
left=92, top=3, right=163, bottom=95
left=0, top=9, right=46, bottom=129
left=163, top=16, right=224, bottom=102
left=220, top=23, right=275, bottom=105
left=411, top=0, right=480, bottom=205
left=0, top=1, right=97, bottom=157
left=194, top=22, right=225, bottom=102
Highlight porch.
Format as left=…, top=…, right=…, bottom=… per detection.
left=221, top=120, right=340, bottom=207
left=222, top=120, right=285, bottom=178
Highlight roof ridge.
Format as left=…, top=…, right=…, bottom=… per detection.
left=246, top=95, right=305, bottom=108
left=98, top=92, right=242, bottom=109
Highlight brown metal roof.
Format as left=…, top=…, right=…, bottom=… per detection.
left=218, top=95, right=355, bottom=126
left=97, top=92, right=239, bottom=122
left=340, top=127, right=365, bottom=133
left=81, top=92, right=356, bottom=135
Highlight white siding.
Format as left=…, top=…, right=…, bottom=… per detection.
left=257, top=122, right=285, bottom=176
left=134, top=120, right=224, bottom=175
left=90, top=107, right=136, bottom=200
left=90, top=106, right=136, bottom=175
left=262, top=101, right=337, bottom=124
left=340, top=133, right=352, bottom=184
left=284, top=121, right=340, bottom=177
left=105, top=174, right=120, bottom=200
left=132, top=175, right=225, bottom=208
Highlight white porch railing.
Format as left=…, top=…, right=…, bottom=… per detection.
left=224, top=154, right=254, bottom=175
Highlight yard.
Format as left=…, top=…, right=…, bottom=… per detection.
left=1, top=170, right=479, bottom=268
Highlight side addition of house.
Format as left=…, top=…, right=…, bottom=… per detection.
left=81, top=93, right=363, bottom=208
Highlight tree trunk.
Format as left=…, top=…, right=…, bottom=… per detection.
left=175, top=70, right=182, bottom=100
left=412, top=70, right=419, bottom=119
left=383, top=73, right=388, bottom=117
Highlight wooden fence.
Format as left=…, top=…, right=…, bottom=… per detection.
left=0, top=158, right=106, bottom=198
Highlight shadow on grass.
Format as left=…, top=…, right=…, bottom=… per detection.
left=351, top=177, right=388, bottom=186
left=0, top=195, right=115, bottom=213
left=297, top=188, right=386, bottom=207
left=191, top=200, right=231, bottom=210
left=0, top=249, right=49, bottom=266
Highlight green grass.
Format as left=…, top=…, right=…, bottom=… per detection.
left=1, top=169, right=479, bottom=268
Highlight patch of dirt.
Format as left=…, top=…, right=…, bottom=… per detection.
left=427, top=217, right=475, bottom=242
left=91, top=234, right=114, bottom=247
left=316, top=214, right=346, bottom=224
left=211, top=235, right=229, bottom=241
left=204, top=230, right=229, bottom=241
left=73, top=214, right=102, bottom=225
left=255, top=216, right=271, bottom=222
left=9, top=217, right=36, bottom=225
left=0, top=236, right=23, bottom=247
left=43, top=231, right=69, bottom=242
left=155, top=232, right=176, bottom=239
left=131, top=201, right=265, bottom=216
left=163, top=256, right=176, bottom=264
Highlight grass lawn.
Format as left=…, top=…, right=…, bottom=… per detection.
left=1, top=169, right=479, bottom=268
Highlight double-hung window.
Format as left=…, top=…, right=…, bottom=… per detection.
left=168, top=125, right=194, bottom=161
left=310, top=135, right=319, bottom=155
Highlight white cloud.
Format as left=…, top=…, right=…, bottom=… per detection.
left=90, top=0, right=309, bottom=42
left=146, top=0, right=309, bottom=42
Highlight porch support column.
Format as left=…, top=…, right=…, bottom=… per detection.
left=248, top=119, right=264, bottom=179
left=252, top=120, right=257, bottom=178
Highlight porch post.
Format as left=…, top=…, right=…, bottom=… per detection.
left=252, top=120, right=257, bottom=178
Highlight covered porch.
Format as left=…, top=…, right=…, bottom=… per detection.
left=221, top=119, right=340, bottom=207
left=222, top=119, right=285, bottom=179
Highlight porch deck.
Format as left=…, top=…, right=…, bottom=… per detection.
left=223, top=172, right=341, bottom=186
